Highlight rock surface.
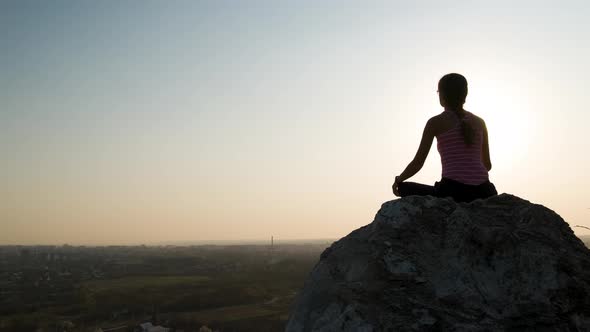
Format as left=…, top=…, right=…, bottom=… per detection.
left=286, top=194, right=590, bottom=331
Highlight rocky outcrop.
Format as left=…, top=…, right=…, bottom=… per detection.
left=286, top=194, right=590, bottom=331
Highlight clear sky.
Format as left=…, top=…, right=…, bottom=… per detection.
left=2, top=0, right=589, bottom=245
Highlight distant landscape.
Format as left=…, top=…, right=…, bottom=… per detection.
left=1, top=235, right=588, bottom=331
left=0, top=241, right=332, bottom=331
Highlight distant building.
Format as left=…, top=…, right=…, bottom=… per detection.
left=137, top=322, right=170, bottom=332
left=96, top=325, right=127, bottom=332
left=148, top=327, right=170, bottom=332
left=139, top=322, right=153, bottom=331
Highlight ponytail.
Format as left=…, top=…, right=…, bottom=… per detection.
left=455, top=110, right=475, bottom=146
left=439, top=73, right=475, bottom=146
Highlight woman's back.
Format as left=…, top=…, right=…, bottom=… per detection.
left=435, top=110, right=488, bottom=185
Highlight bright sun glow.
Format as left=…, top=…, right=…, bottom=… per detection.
left=466, top=78, right=533, bottom=169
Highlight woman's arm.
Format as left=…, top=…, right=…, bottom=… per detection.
left=481, top=120, right=492, bottom=171
left=396, top=119, right=436, bottom=181
left=392, top=120, right=435, bottom=196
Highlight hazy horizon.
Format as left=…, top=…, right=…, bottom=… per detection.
left=4, top=234, right=590, bottom=248
left=2, top=1, right=590, bottom=245
left=0, top=237, right=338, bottom=247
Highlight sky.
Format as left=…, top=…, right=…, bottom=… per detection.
left=1, top=0, right=589, bottom=245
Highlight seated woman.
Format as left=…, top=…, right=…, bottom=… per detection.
left=392, top=73, right=497, bottom=203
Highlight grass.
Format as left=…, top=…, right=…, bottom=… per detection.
left=178, top=304, right=281, bottom=323
left=80, top=275, right=211, bottom=293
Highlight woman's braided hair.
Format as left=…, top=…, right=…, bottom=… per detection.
left=438, top=73, right=475, bottom=146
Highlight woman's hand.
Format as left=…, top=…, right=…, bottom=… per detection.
left=392, top=176, right=401, bottom=197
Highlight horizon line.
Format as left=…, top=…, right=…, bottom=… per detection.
left=0, top=237, right=339, bottom=247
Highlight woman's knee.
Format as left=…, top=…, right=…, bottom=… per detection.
left=399, top=182, right=435, bottom=197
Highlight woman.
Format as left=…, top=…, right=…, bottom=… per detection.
left=392, top=73, right=497, bottom=203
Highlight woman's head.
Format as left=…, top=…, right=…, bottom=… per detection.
left=438, top=73, right=468, bottom=108
left=438, top=73, right=475, bottom=145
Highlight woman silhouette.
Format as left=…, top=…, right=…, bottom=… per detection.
left=392, top=73, right=497, bottom=202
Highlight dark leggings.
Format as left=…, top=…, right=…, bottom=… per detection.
left=398, top=177, right=497, bottom=203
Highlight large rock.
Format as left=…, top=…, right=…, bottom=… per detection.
left=286, top=194, right=590, bottom=331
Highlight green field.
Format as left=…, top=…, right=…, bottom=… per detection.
left=81, top=275, right=211, bottom=292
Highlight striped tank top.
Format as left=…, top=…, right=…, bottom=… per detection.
left=436, top=111, right=489, bottom=185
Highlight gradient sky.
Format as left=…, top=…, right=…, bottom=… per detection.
left=2, top=0, right=589, bottom=245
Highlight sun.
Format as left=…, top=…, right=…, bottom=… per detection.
left=465, top=78, right=533, bottom=168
